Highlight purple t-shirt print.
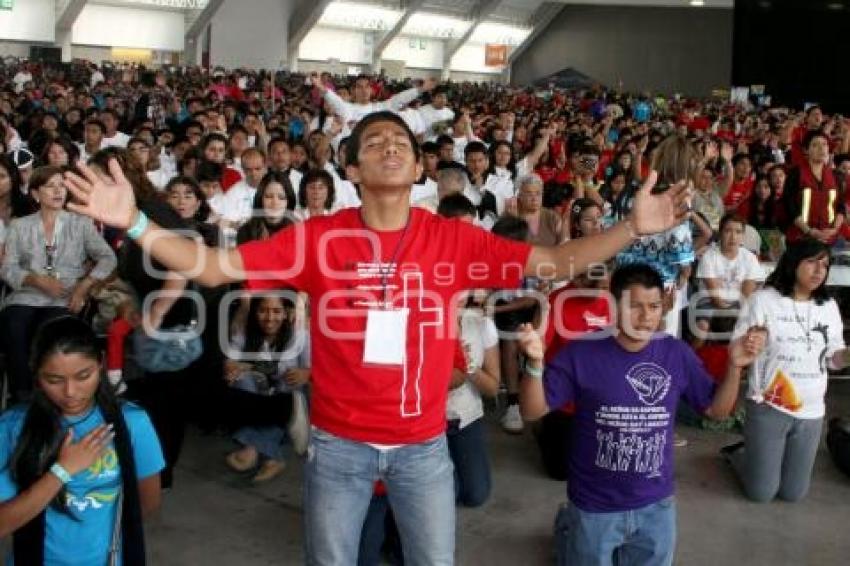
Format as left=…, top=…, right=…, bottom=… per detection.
left=544, top=333, right=716, bottom=513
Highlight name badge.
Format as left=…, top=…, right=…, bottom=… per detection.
left=363, top=308, right=408, bottom=366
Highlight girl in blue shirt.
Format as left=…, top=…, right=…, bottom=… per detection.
left=0, top=316, right=164, bottom=565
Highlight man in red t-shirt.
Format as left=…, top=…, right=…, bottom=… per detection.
left=785, top=106, right=825, bottom=168
left=723, top=153, right=755, bottom=218
left=64, top=110, right=690, bottom=566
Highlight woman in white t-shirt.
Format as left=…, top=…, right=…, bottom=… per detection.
left=223, top=295, right=310, bottom=483
left=448, top=291, right=501, bottom=506
left=488, top=127, right=553, bottom=190
left=725, top=239, right=850, bottom=503
left=694, top=213, right=764, bottom=346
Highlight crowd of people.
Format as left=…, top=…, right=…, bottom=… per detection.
left=0, top=56, right=849, bottom=565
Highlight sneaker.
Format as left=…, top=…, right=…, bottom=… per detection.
left=674, top=434, right=688, bottom=448
left=288, top=389, right=309, bottom=456
left=252, top=459, right=286, bottom=483
left=501, top=404, right=524, bottom=434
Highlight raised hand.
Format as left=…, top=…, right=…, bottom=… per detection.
left=629, top=171, right=691, bottom=236
left=517, top=323, right=544, bottom=363
left=64, top=159, right=138, bottom=230
left=703, top=140, right=719, bottom=161
left=720, top=142, right=734, bottom=163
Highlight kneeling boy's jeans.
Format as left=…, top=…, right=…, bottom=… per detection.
left=304, top=427, right=456, bottom=566
left=554, top=496, right=676, bottom=566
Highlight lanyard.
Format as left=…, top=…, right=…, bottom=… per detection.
left=360, top=211, right=411, bottom=309
left=43, top=215, right=62, bottom=279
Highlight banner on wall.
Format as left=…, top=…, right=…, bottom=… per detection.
left=484, top=44, right=508, bottom=67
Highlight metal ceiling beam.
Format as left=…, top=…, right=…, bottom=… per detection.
left=371, top=0, right=426, bottom=71
left=288, top=0, right=334, bottom=64
left=503, top=1, right=565, bottom=82
left=56, top=0, right=88, bottom=31
left=442, top=0, right=501, bottom=69
left=185, top=0, right=225, bottom=38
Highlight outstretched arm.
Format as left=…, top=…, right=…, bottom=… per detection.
left=64, top=159, right=245, bottom=288
left=526, top=171, right=690, bottom=279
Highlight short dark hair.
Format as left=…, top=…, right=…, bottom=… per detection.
left=84, top=119, right=106, bottom=134
left=196, top=160, right=223, bottom=183
left=731, top=153, right=752, bottom=166
left=803, top=129, right=829, bottom=150
left=229, top=124, right=249, bottom=137
left=543, top=181, right=574, bottom=209
left=421, top=141, right=439, bottom=156
left=718, top=212, right=746, bottom=232
left=268, top=137, right=291, bottom=152
left=184, top=120, right=204, bottom=133
left=201, top=132, right=228, bottom=150
left=345, top=111, right=421, bottom=166
left=437, top=194, right=475, bottom=219
left=436, top=134, right=454, bottom=148
left=491, top=215, right=529, bottom=242
left=464, top=141, right=488, bottom=158
left=298, top=168, right=335, bottom=210
left=766, top=238, right=832, bottom=305
left=610, top=264, right=664, bottom=301
left=165, top=175, right=211, bottom=222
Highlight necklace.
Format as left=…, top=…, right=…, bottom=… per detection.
left=791, top=299, right=813, bottom=352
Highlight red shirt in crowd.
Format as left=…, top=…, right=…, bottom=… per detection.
left=543, top=284, right=612, bottom=415
left=723, top=177, right=754, bottom=217
left=238, top=207, right=532, bottom=444
left=221, top=166, right=243, bottom=191
left=544, top=285, right=612, bottom=364
left=106, top=317, right=134, bottom=371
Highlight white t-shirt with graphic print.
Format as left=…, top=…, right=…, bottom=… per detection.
left=697, top=244, right=765, bottom=302
left=734, top=288, right=844, bottom=419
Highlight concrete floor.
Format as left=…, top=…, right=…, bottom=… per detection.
left=139, top=380, right=850, bottom=566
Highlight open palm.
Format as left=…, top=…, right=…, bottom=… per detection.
left=630, top=171, right=691, bottom=236
left=65, top=159, right=138, bottom=230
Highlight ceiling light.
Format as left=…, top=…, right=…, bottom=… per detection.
left=690, top=0, right=705, bottom=6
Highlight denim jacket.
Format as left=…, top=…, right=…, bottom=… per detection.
left=0, top=210, right=117, bottom=308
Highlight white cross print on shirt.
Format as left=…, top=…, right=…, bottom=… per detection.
left=398, top=271, right=444, bottom=417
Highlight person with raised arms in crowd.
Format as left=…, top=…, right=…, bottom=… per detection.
left=62, top=106, right=688, bottom=565
left=517, top=263, right=767, bottom=566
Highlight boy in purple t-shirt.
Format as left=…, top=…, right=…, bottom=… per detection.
left=519, top=264, right=765, bottom=566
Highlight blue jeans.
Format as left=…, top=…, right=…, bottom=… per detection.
left=357, top=494, right=404, bottom=566
left=304, top=427, right=455, bottom=566
left=230, top=374, right=286, bottom=460
left=554, top=497, right=676, bottom=566
left=447, top=417, right=491, bottom=507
